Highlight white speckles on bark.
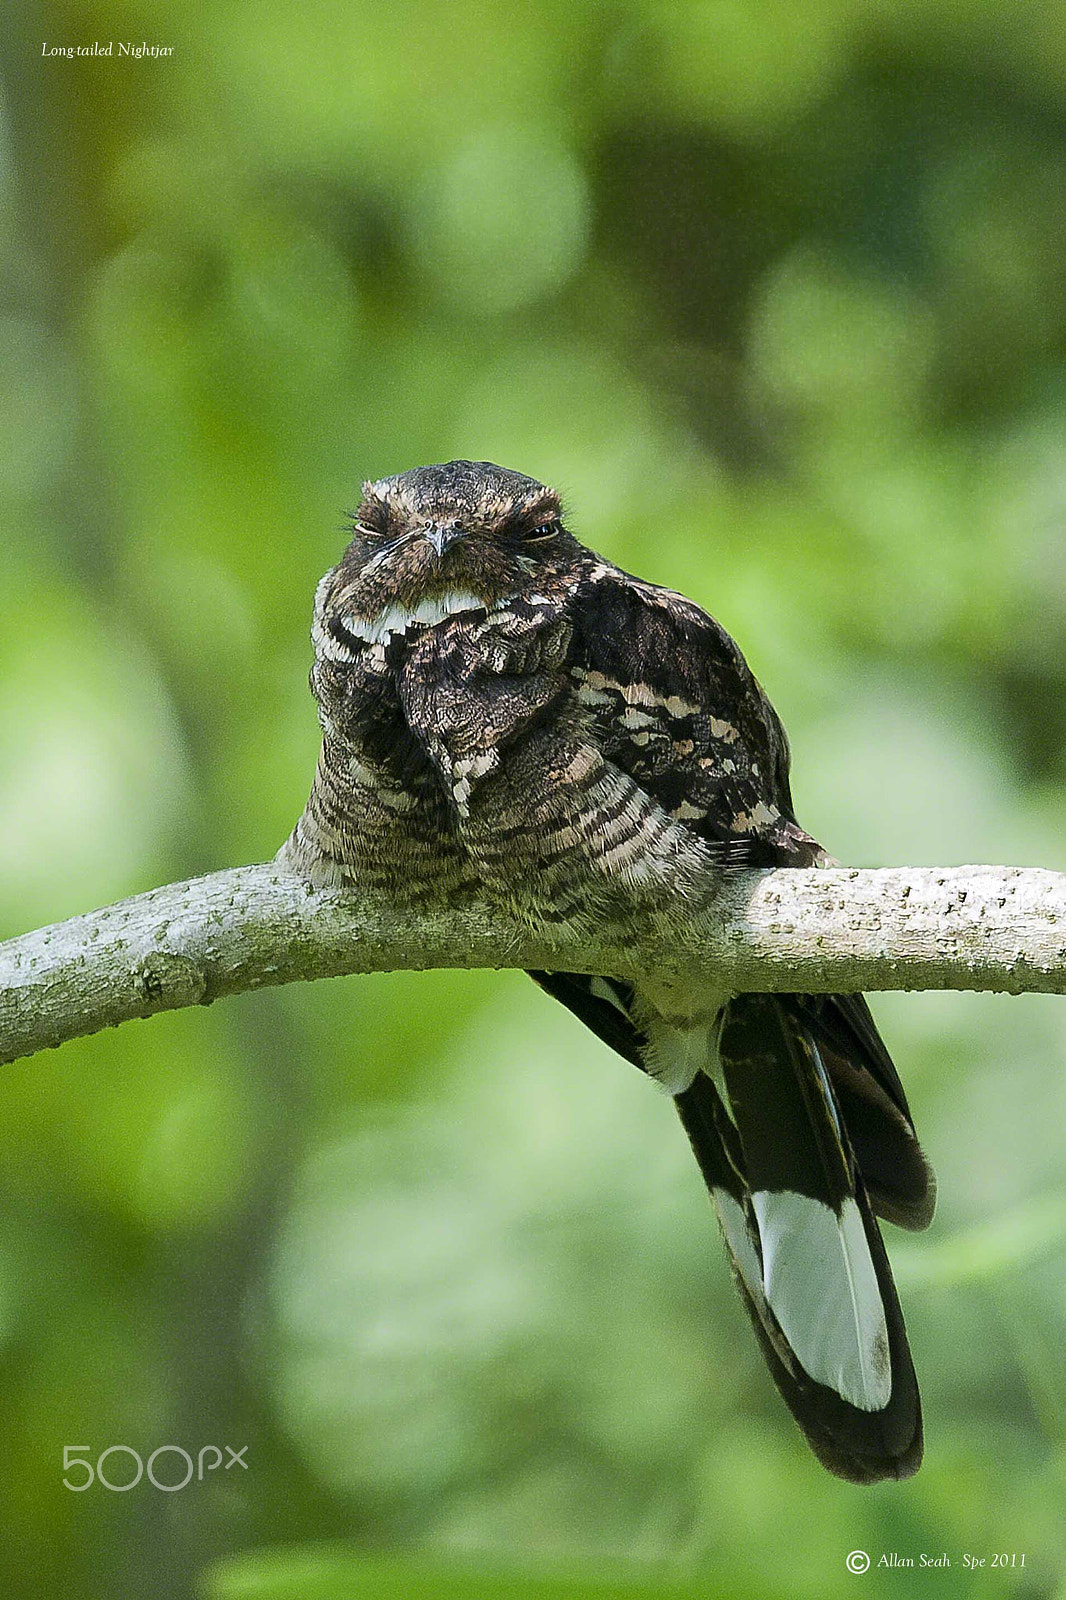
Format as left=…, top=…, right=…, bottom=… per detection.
left=0, top=862, right=1064, bottom=1067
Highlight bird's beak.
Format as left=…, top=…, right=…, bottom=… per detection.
left=426, top=522, right=465, bottom=559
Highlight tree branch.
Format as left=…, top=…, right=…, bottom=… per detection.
left=1, top=862, right=1064, bottom=1068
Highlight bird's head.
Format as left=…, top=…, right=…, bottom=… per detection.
left=328, top=460, right=571, bottom=623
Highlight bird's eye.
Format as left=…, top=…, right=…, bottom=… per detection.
left=525, top=521, right=558, bottom=541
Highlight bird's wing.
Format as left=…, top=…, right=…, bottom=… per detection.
left=565, top=564, right=824, bottom=867
left=557, top=564, right=932, bottom=1223
left=528, top=563, right=932, bottom=1480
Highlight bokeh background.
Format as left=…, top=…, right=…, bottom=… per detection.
left=2, top=2, right=1066, bottom=1597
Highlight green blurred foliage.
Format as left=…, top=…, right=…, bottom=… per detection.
left=1, top=0, right=1066, bottom=1596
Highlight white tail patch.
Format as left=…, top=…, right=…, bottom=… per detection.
left=751, top=1191, right=891, bottom=1411
left=712, top=1189, right=767, bottom=1314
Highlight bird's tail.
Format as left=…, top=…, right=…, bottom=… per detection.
left=675, top=991, right=934, bottom=1484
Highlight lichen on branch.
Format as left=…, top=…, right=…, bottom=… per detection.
left=1, top=862, right=1064, bottom=1069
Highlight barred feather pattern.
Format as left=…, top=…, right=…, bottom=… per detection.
left=282, top=460, right=935, bottom=1483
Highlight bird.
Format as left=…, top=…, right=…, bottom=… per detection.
left=281, top=458, right=936, bottom=1484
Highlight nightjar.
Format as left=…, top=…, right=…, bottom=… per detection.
left=281, top=459, right=936, bottom=1483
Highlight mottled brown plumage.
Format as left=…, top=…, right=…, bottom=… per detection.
left=284, top=459, right=935, bottom=1483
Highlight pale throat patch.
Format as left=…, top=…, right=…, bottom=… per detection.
left=344, top=591, right=492, bottom=644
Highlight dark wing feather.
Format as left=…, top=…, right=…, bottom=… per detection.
left=529, top=560, right=931, bottom=1482
left=527, top=971, right=646, bottom=1070
left=567, top=567, right=824, bottom=866
left=564, top=565, right=935, bottom=1232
